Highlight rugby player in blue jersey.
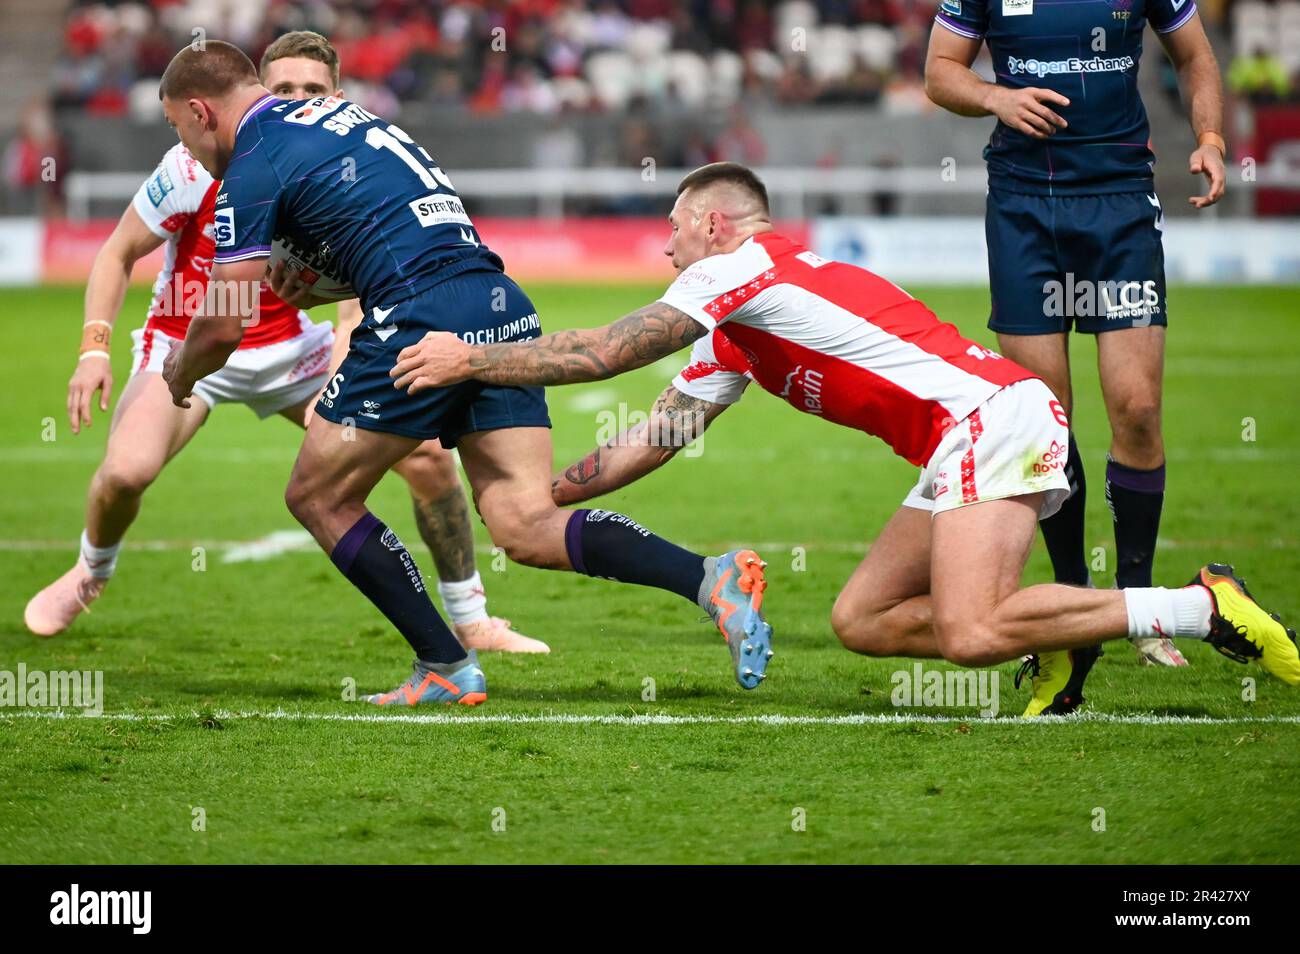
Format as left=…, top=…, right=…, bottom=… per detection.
left=925, top=0, right=1227, bottom=713
left=154, top=41, right=773, bottom=705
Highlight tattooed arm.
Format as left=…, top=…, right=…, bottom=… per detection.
left=390, top=302, right=706, bottom=393
left=551, top=384, right=729, bottom=505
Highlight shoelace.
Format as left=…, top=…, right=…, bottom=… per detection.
left=1013, top=655, right=1039, bottom=690
left=1210, top=618, right=1260, bottom=663
left=74, top=577, right=105, bottom=613
left=460, top=617, right=513, bottom=632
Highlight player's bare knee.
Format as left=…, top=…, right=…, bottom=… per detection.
left=482, top=505, right=554, bottom=567
left=939, top=637, right=1000, bottom=669
left=934, top=614, right=1000, bottom=667
left=95, top=460, right=158, bottom=501
left=830, top=596, right=892, bottom=656
left=395, top=446, right=459, bottom=499
left=284, top=474, right=327, bottom=529
left=1110, top=396, right=1162, bottom=447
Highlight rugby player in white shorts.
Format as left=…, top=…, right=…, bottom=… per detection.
left=23, top=32, right=546, bottom=655
left=389, top=162, right=1299, bottom=715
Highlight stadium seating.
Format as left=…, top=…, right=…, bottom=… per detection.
left=50, top=0, right=927, bottom=116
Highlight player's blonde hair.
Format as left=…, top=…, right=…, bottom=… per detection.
left=259, top=31, right=340, bottom=89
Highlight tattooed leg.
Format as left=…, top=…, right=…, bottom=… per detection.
left=391, top=443, right=477, bottom=582
left=412, top=485, right=477, bottom=582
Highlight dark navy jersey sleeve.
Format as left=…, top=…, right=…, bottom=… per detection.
left=1148, top=0, right=1198, bottom=33
left=213, top=94, right=282, bottom=265
left=934, top=0, right=988, bottom=40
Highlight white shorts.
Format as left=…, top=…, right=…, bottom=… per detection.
left=903, top=378, right=1071, bottom=520
left=130, top=320, right=334, bottom=419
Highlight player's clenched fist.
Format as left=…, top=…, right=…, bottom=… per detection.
left=988, top=86, right=1070, bottom=139
left=391, top=331, right=472, bottom=393
left=161, top=347, right=194, bottom=408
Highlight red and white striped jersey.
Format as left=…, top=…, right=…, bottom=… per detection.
left=130, top=144, right=307, bottom=349
left=663, top=232, right=1037, bottom=466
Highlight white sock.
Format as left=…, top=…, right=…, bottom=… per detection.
left=80, top=530, right=121, bottom=580
left=438, top=571, right=488, bottom=626
left=1124, top=586, right=1212, bottom=639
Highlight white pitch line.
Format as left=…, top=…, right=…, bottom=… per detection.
left=5, top=445, right=1300, bottom=464
left=0, top=537, right=1295, bottom=555
left=563, top=387, right=621, bottom=414
left=220, top=529, right=316, bottom=563
left=4, top=709, right=1299, bottom=727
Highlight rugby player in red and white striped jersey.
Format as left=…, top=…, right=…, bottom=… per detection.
left=389, top=162, right=1299, bottom=713
left=25, top=33, right=545, bottom=656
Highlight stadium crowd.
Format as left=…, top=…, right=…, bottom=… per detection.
left=1226, top=2, right=1300, bottom=102
left=51, top=0, right=940, bottom=119
left=38, top=0, right=1300, bottom=113
left=9, top=0, right=1297, bottom=217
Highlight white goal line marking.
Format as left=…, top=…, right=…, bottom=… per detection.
left=5, top=709, right=1299, bottom=727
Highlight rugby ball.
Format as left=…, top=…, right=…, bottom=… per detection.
left=268, top=236, right=354, bottom=301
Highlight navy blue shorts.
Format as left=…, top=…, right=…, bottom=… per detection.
left=986, top=188, right=1168, bottom=335
left=315, top=269, right=551, bottom=446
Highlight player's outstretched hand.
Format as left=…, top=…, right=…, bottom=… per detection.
left=67, top=356, right=113, bottom=435
left=1188, top=143, right=1226, bottom=208
left=160, top=347, right=193, bottom=409
left=391, top=332, right=471, bottom=394
left=989, top=86, right=1069, bottom=139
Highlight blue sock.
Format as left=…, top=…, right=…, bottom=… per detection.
left=564, top=509, right=705, bottom=604
left=330, top=512, right=467, bottom=664
left=1105, top=457, right=1165, bottom=589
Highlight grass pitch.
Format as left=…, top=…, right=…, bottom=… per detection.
left=0, top=282, right=1297, bottom=864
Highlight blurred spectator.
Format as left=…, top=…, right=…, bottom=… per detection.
left=869, top=148, right=901, bottom=216
left=50, top=0, right=944, bottom=119
left=712, top=106, right=767, bottom=165
left=3, top=100, right=70, bottom=218
left=532, top=109, right=586, bottom=168
left=1228, top=46, right=1291, bottom=104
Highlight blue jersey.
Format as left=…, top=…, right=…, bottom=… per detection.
left=934, top=0, right=1199, bottom=195
left=213, top=93, right=502, bottom=305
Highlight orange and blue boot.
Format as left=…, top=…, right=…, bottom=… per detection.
left=364, top=651, right=488, bottom=706
left=700, top=549, right=773, bottom=690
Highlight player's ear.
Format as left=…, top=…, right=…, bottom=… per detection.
left=334, top=88, right=345, bottom=98
left=189, top=98, right=213, bottom=129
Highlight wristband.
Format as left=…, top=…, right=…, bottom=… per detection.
left=78, top=350, right=111, bottom=362
left=1197, top=132, right=1226, bottom=158
left=80, top=320, right=112, bottom=356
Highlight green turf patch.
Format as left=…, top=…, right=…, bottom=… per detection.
left=1, top=283, right=1297, bottom=863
